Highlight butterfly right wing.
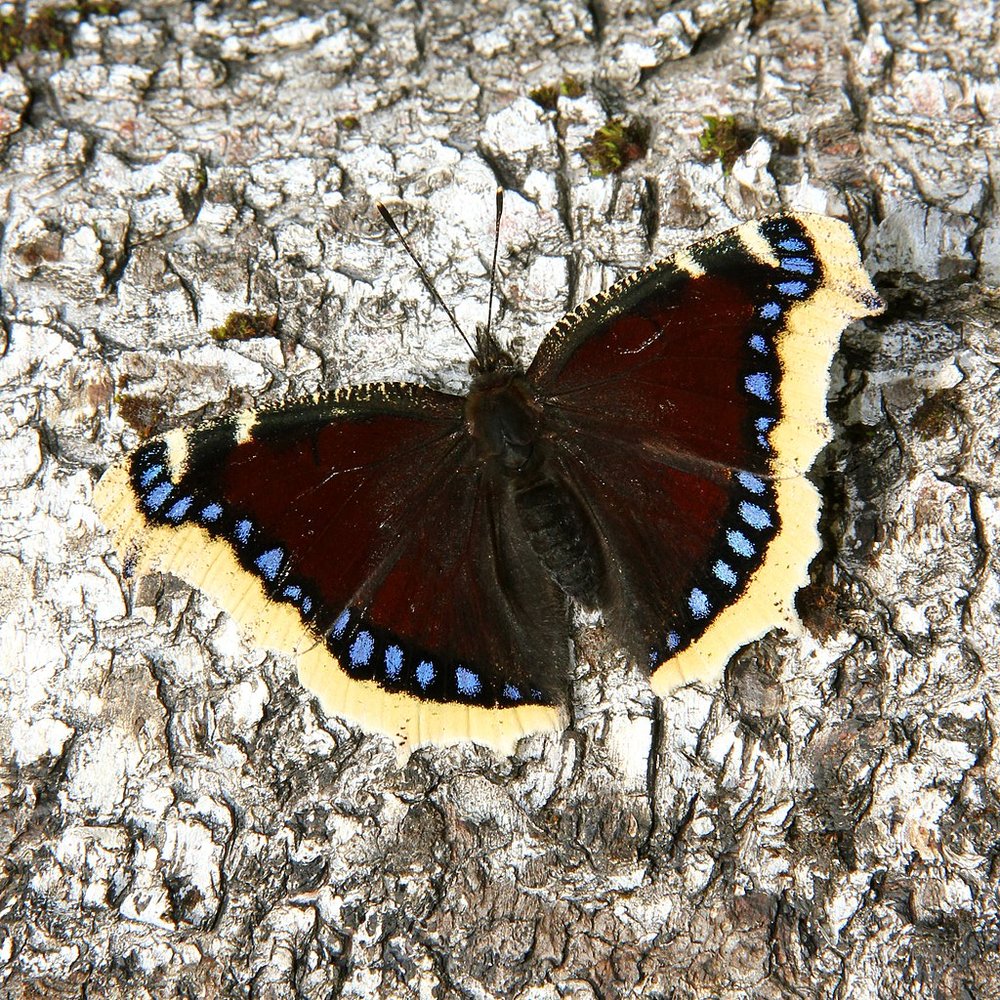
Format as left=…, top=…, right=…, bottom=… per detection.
left=527, top=214, right=883, bottom=692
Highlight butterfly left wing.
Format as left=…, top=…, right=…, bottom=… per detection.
left=527, top=214, right=884, bottom=692
left=95, top=384, right=568, bottom=752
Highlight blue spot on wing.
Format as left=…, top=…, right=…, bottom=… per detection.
left=778, top=237, right=807, bottom=252
left=143, top=482, right=173, bottom=512
left=727, top=529, right=755, bottom=557
left=200, top=502, right=223, bottom=523
left=755, top=415, right=774, bottom=449
left=760, top=302, right=781, bottom=320
left=739, top=501, right=773, bottom=530
left=781, top=256, right=815, bottom=275
left=385, top=645, right=403, bottom=679
left=164, top=495, right=194, bottom=522
left=688, top=588, right=710, bottom=619
left=255, top=547, right=284, bottom=581
left=777, top=280, right=809, bottom=298
left=416, top=660, right=435, bottom=689
left=139, top=464, right=163, bottom=488
left=736, top=471, right=766, bottom=494
left=503, top=684, right=522, bottom=702
left=234, top=519, right=253, bottom=545
left=350, top=630, right=374, bottom=667
left=749, top=334, right=768, bottom=353
left=745, top=373, right=773, bottom=401
left=331, top=609, right=351, bottom=638
left=713, top=560, right=738, bottom=587
left=455, top=666, right=481, bottom=697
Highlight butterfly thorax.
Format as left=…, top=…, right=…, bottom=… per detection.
left=466, top=372, right=606, bottom=609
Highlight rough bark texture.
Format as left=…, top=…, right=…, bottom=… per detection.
left=1, top=1, right=998, bottom=998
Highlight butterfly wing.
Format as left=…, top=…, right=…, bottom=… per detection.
left=527, top=214, right=884, bottom=692
left=96, top=384, right=568, bottom=751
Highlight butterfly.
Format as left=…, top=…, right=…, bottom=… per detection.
left=95, top=209, right=884, bottom=753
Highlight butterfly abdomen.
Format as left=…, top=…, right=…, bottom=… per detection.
left=466, top=372, right=605, bottom=608
left=513, top=473, right=604, bottom=607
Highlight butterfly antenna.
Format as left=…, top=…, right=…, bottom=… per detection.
left=376, top=202, right=479, bottom=361
left=485, top=187, right=504, bottom=343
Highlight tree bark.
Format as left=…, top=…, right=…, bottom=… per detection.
left=1, top=1, right=997, bottom=997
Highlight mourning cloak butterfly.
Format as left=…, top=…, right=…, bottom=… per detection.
left=95, top=212, right=884, bottom=752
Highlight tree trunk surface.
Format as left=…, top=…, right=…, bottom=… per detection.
left=1, top=1, right=997, bottom=997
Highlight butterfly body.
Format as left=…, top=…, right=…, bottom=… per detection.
left=95, top=213, right=884, bottom=753
left=467, top=368, right=607, bottom=608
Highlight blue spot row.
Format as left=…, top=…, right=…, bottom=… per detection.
left=325, top=606, right=503, bottom=706
left=130, top=445, right=320, bottom=628
left=655, top=221, right=815, bottom=663
left=675, top=472, right=778, bottom=637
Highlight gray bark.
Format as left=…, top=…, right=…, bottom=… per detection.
left=1, top=1, right=998, bottom=998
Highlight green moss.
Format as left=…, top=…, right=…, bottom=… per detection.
left=77, top=1, right=121, bottom=14
left=209, top=311, right=278, bottom=342
left=560, top=76, right=584, bottom=99
left=579, top=117, right=649, bottom=177
left=698, top=114, right=754, bottom=173
left=529, top=84, right=558, bottom=111
left=529, top=76, right=585, bottom=111
left=340, top=115, right=360, bottom=131
left=0, top=1, right=121, bottom=68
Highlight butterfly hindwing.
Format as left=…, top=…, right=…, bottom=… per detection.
left=96, top=383, right=567, bottom=751
left=529, top=214, right=883, bottom=692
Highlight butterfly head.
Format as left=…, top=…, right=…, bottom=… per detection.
left=470, top=325, right=520, bottom=377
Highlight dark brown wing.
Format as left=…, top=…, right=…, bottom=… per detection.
left=96, top=383, right=568, bottom=751
left=527, top=214, right=884, bottom=692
